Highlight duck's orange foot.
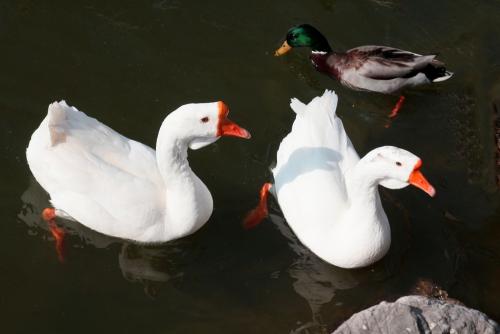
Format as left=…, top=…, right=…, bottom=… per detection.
left=243, top=183, right=272, bottom=230
left=42, top=208, right=56, bottom=221
left=388, top=95, right=406, bottom=119
left=42, top=208, right=65, bottom=263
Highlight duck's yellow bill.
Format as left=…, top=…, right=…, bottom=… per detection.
left=274, top=40, right=292, bottom=56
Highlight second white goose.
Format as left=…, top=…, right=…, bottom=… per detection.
left=245, top=90, right=435, bottom=269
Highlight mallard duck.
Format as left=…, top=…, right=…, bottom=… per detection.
left=26, top=100, right=251, bottom=254
left=275, top=24, right=453, bottom=118
left=244, top=90, right=435, bottom=268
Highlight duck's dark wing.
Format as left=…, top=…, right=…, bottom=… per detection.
left=345, top=45, right=437, bottom=80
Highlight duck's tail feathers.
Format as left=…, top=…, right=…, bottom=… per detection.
left=423, top=60, right=453, bottom=83
left=432, top=70, right=453, bottom=82
left=47, top=100, right=75, bottom=146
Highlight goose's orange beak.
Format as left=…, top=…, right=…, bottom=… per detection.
left=217, top=101, right=251, bottom=139
left=274, top=40, right=292, bottom=56
left=408, top=160, right=435, bottom=197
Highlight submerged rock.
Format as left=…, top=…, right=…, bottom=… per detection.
left=333, top=295, right=499, bottom=334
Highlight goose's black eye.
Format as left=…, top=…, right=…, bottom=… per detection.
left=201, top=117, right=209, bottom=123
left=396, top=161, right=402, bottom=166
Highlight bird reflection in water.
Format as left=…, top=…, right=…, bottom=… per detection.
left=264, top=186, right=411, bottom=333
left=19, top=178, right=119, bottom=255
left=268, top=213, right=358, bottom=334
left=119, top=243, right=184, bottom=299
left=18, top=178, right=183, bottom=298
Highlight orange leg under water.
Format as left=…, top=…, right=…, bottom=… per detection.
left=388, top=95, right=406, bottom=119
left=243, top=183, right=272, bottom=230
left=42, top=208, right=65, bottom=263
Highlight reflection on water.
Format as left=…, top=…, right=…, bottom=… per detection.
left=17, top=175, right=394, bottom=333
left=119, top=243, right=183, bottom=298
left=266, top=186, right=417, bottom=332
left=269, top=213, right=358, bottom=333
left=18, top=178, right=116, bottom=249
left=5, top=0, right=500, bottom=331
left=18, top=178, right=182, bottom=297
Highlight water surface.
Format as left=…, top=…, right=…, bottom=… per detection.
left=2, top=0, right=500, bottom=333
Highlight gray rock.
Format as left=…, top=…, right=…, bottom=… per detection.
left=333, top=295, right=499, bottom=334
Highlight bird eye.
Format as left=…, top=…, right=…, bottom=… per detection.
left=201, top=117, right=209, bottom=123
left=396, top=161, right=402, bottom=166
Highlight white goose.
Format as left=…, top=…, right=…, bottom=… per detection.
left=245, top=90, right=435, bottom=269
left=27, top=100, right=250, bottom=243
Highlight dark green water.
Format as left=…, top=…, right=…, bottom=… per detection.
left=2, top=0, right=499, bottom=333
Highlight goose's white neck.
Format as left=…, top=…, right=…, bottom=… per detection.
left=155, top=118, right=212, bottom=240
left=324, top=156, right=391, bottom=268
left=346, top=163, right=380, bottom=214
left=345, top=156, right=389, bottom=224
left=156, top=124, right=190, bottom=183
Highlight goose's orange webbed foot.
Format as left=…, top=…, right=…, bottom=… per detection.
left=42, top=208, right=65, bottom=263
left=243, top=183, right=272, bottom=230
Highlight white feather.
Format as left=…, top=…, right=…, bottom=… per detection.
left=432, top=71, right=453, bottom=82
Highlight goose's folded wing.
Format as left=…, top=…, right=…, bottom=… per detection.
left=274, top=90, right=360, bottom=191
left=51, top=159, right=163, bottom=225
left=40, top=101, right=162, bottom=185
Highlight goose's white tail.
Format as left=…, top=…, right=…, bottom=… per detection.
left=290, top=98, right=306, bottom=115
left=316, top=89, right=339, bottom=115
left=297, top=89, right=339, bottom=116
left=47, top=101, right=75, bottom=146
left=275, top=89, right=359, bottom=178
left=288, top=90, right=340, bottom=136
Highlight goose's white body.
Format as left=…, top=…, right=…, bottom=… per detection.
left=26, top=101, right=218, bottom=243
left=273, top=91, right=392, bottom=268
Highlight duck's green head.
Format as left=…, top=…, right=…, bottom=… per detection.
left=275, top=24, right=332, bottom=56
